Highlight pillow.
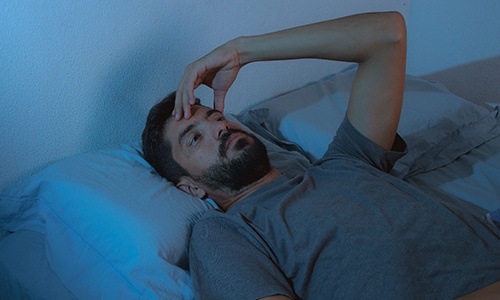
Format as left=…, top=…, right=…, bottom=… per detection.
left=241, top=64, right=496, bottom=178
left=0, top=117, right=310, bottom=299
left=0, top=144, right=207, bottom=299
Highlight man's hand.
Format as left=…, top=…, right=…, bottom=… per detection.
left=174, top=41, right=242, bottom=120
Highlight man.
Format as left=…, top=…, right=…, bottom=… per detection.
left=143, top=12, right=500, bottom=299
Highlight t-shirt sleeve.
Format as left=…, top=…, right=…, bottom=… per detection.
left=189, top=217, right=295, bottom=300
left=321, top=115, right=407, bottom=173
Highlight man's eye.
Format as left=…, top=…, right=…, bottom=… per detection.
left=190, top=134, right=200, bottom=146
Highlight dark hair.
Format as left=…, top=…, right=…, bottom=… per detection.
left=141, top=91, right=200, bottom=184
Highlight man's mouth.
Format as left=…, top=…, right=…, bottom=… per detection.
left=220, top=129, right=250, bottom=157
left=225, top=132, right=246, bottom=153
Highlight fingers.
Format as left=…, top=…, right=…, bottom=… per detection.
left=173, top=64, right=199, bottom=120
left=173, top=89, right=194, bottom=120
left=213, top=90, right=227, bottom=113
left=172, top=42, right=238, bottom=119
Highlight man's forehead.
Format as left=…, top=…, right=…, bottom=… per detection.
left=164, top=105, right=214, bottom=140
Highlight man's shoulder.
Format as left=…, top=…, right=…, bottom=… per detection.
left=190, top=210, right=228, bottom=248
left=194, top=208, right=226, bottom=225
left=190, top=207, right=260, bottom=254
left=192, top=208, right=240, bottom=235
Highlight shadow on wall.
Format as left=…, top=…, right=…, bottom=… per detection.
left=84, top=32, right=184, bottom=151
left=421, top=55, right=500, bottom=106
left=87, top=53, right=144, bottom=150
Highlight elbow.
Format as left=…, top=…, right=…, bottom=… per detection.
left=385, top=11, right=407, bottom=45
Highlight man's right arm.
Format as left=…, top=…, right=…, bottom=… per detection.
left=175, top=12, right=406, bottom=150
left=234, top=12, right=406, bottom=150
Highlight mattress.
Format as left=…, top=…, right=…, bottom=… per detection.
left=0, top=230, right=76, bottom=299
left=406, top=133, right=500, bottom=212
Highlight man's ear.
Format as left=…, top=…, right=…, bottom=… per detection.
left=176, top=177, right=207, bottom=198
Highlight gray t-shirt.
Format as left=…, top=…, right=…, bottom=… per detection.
left=189, top=117, right=500, bottom=300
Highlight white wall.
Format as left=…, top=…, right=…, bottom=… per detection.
left=406, top=0, right=500, bottom=105
left=0, top=1, right=409, bottom=193
left=3, top=1, right=500, bottom=194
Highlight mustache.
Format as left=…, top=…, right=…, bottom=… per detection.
left=219, top=128, right=250, bottom=157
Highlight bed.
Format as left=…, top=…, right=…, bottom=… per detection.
left=1, top=65, right=499, bottom=299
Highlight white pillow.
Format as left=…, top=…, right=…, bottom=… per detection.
left=242, top=64, right=494, bottom=178
left=0, top=144, right=208, bottom=299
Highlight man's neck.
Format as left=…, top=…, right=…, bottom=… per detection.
left=214, top=168, right=281, bottom=211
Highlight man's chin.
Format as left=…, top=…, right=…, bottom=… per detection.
left=202, top=134, right=271, bottom=193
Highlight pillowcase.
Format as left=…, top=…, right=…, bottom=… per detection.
left=0, top=117, right=310, bottom=299
left=241, top=64, right=495, bottom=178
left=0, top=144, right=206, bottom=299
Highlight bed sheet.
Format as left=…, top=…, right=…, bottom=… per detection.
left=0, top=230, right=76, bottom=300
left=406, top=132, right=500, bottom=212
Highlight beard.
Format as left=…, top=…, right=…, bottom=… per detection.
left=192, top=129, right=272, bottom=193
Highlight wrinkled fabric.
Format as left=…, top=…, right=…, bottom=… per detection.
left=190, top=117, right=500, bottom=300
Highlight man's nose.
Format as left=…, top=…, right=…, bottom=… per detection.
left=213, top=121, right=229, bottom=140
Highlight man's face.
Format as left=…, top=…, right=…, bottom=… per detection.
left=165, top=105, right=271, bottom=193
